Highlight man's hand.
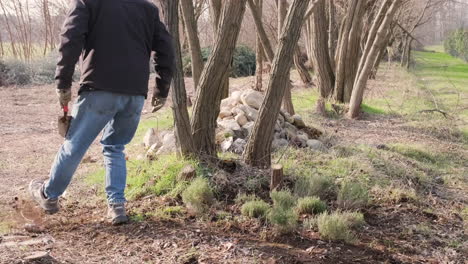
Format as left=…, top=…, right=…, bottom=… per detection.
left=151, top=95, right=167, bottom=113
left=56, top=89, right=72, bottom=107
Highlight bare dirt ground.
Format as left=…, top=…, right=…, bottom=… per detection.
left=0, top=78, right=467, bottom=263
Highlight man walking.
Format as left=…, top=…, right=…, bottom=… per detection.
left=29, top=0, right=174, bottom=225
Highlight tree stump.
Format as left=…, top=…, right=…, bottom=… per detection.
left=178, top=165, right=196, bottom=181
left=270, top=164, right=283, bottom=191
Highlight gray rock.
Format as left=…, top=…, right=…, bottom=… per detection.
left=233, top=128, right=248, bottom=139
left=240, top=90, right=264, bottom=109
left=221, top=137, right=234, bottom=152
left=143, top=128, right=158, bottom=149
left=272, top=138, right=289, bottom=150
left=235, top=113, right=248, bottom=126
left=146, top=143, right=161, bottom=160
left=156, top=132, right=176, bottom=155
left=220, top=97, right=239, bottom=109
left=218, top=119, right=241, bottom=131
left=284, top=122, right=298, bottom=139
left=219, top=107, right=233, bottom=119
left=231, top=90, right=243, bottom=104
left=231, top=106, right=245, bottom=116
left=307, top=139, right=326, bottom=151
left=238, top=104, right=259, bottom=121
left=281, top=111, right=295, bottom=124
left=243, top=121, right=255, bottom=135
left=292, top=114, right=306, bottom=129
left=231, top=138, right=247, bottom=154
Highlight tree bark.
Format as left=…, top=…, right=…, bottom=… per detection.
left=334, top=0, right=364, bottom=103
left=348, top=0, right=401, bottom=119
left=180, top=0, right=204, bottom=89
left=248, top=0, right=274, bottom=62
left=293, top=47, right=312, bottom=86
left=163, top=0, right=195, bottom=157
left=244, top=0, right=309, bottom=168
left=278, top=0, right=295, bottom=115
left=309, top=0, right=335, bottom=104
left=254, top=0, right=264, bottom=91
left=209, top=0, right=230, bottom=99
left=270, top=164, right=284, bottom=191
left=191, top=0, right=247, bottom=158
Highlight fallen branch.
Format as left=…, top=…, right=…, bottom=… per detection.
left=418, top=109, right=450, bottom=118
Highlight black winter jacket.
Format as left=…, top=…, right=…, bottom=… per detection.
left=55, top=0, right=175, bottom=98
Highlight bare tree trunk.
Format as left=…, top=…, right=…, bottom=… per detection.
left=254, top=0, right=264, bottom=91
left=278, top=0, right=295, bottom=115
left=327, top=0, right=337, bottom=70
left=180, top=0, right=204, bottom=89
left=191, top=0, right=247, bottom=158
left=334, top=0, right=364, bottom=103
left=244, top=0, right=309, bottom=168
left=163, top=0, right=195, bottom=157
left=293, top=47, right=312, bottom=86
left=248, top=0, right=274, bottom=62
left=348, top=0, right=401, bottom=119
left=309, top=0, right=335, bottom=113
left=209, top=0, right=230, bottom=99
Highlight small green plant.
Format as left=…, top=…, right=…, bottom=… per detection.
left=314, top=211, right=365, bottom=243
left=337, top=181, right=369, bottom=210
left=241, top=200, right=270, bottom=219
left=295, top=196, right=327, bottom=215
left=268, top=190, right=298, bottom=233
left=182, top=177, right=214, bottom=214
left=294, top=174, right=335, bottom=199
left=270, top=190, right=296, bottom=209
left=268, top=207, right=298, bottom=234
left=235, top=193, right=259, bottom=205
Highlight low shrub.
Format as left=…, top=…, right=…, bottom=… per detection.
left=235, top=193, right=259, bottom=205
left=241, top=200, right=270, bottom=219
left=182, top=177, right=214, bottom=214
left=0, top=52, right=80, bottom=86
left=444, top=28, right=468, bottom=62
left=182, top=45, right=256, bottom=77
left=314, top=211, right=365, bottom=243
left=270, top=190, right=296, bottom=210
left=337, top=181, right=369, bottom=210
left=296, top=196, right=327, bottom=215
left=268, top=207, right=298, bottom=234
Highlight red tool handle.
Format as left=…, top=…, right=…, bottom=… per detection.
left=63, top=105, right=69, bottom=113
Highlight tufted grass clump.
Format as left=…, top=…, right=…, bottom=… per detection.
left=294, top=174, right=335, bottom=199
left=182, top=177, right=214, bottom=214
left=314, top=211, right=365, bottom=243
left=337, top=181, right=369, bottom=210
left=270, top=190, right=296, bottom=209
left=268, top=190, right=298, bottom=233
left=295, top=196, right=327, bottom=215
left=241, top=200, right=271, bottom=219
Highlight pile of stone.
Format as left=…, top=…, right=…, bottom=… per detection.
left=142, top=89, right=324, bottom=159
left=215, top=89, right=324, bottom=154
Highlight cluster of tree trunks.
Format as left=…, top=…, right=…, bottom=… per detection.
left=162, top=0, right=406, bottom=167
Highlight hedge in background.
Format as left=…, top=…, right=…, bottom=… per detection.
left=183, top=45, right=256, bottom=78
left=444, top=29, right=468, bottom=62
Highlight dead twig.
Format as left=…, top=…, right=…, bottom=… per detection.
left=418, top=109, right=451, bottom=118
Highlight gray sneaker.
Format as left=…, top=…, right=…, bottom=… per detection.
left=29, top=179, right=59, bottom=214
left=107, top=203, right=128, bottom=225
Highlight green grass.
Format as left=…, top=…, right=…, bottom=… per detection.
left=412, top=47, right=468, bottom=132
left=86, top=154, right=203, bottom=200
left=241, top=200, right=271, bottom=219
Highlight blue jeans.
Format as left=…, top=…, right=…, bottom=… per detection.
left=44, top=91, right=145, bottom=204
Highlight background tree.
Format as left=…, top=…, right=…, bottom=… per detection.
left=161, top=0, right=195, bottom=157
left=244, top=0, right=311, bottom=168
left=180, top=0, right=204, bottom=89
left=191, top=0, right=248, bottom=158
